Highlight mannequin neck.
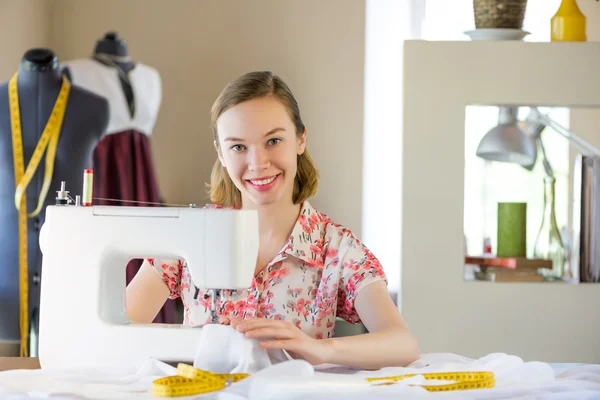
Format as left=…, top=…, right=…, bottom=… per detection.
left=93, top=33, right=135, bottom=72
left=18, top=49, right=62, bottom=89
left=94, top=36, right=129, bottom=58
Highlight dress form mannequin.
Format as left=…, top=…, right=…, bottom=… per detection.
left=0, top=48, right=108, bottom=356
left=61, top=33, right=178, bottom=324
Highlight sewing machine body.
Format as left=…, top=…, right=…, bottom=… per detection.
left=37, top=205, right=258, bottom=370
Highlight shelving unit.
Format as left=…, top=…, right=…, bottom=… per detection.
left=400, top=40, right=600, bottom=363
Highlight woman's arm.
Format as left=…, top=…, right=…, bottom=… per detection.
left=323, top=280, right=419, bottom=369
left=230, top=281, right=419, bottom=370
left=125, top=259, right=170, bottom=323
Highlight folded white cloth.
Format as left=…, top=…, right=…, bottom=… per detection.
left=193, top=323, right=290, bottom=374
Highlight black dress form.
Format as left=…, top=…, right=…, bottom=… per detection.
left=0, top=48, right=109, bottom=356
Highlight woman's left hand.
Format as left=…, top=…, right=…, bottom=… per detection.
left=227, top=317, right=334, bottom=366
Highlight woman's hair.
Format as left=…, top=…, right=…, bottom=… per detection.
left=208, top=71, right=319, bottom=208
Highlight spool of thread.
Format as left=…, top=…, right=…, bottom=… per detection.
left=82, top=169, right=93, bottom=206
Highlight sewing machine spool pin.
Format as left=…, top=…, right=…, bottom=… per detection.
left=55, top=181, right=72, bottom=205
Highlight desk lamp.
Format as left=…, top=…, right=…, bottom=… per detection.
left=476, top=106, right=600, bottom=174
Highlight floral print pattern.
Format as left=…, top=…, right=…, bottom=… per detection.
left=145, top=201, right=387, bottom=339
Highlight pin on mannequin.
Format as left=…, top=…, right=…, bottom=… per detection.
left=0, top=48, right=109, bottom=356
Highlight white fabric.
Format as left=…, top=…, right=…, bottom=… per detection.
left=0, top=352, right=599, bottom=399
left=193, top=324, right=290, bottom=374
left=62, top=58, right=162, bottom=136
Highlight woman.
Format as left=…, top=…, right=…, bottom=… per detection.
left=126, top=71, right=419, bottom=370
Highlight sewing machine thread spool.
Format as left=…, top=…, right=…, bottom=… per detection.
left=82, top=169, right=93, bottom=206
left=55, top=181, right=70, bottom=205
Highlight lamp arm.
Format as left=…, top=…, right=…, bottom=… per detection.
left=531, top=109, right=600, bottom=157
left=536, top=136, right=554, bottom=178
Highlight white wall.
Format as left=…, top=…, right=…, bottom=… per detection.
left=49, top=0, right=367, bottom=236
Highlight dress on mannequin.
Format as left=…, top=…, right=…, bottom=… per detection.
left=0, top=48, right=109, bottom=356
left=62, top=32, right=178, bottom=324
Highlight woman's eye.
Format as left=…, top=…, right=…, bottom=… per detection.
left=268, top=138, right=281, bottom=145
left=231, top=144, right=245, bottom=152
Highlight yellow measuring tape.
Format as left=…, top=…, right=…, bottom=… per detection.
left=153, top=364, right=494, bottom=397
left=152, top=363, right=249, bottom=397
left=9, top=73, right=71, bottom=357
left=367, top=370, right=495, bottom=392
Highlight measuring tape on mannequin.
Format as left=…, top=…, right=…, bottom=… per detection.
left=152, top=364, right=495, bottom=397
left=9, top=73, right=71, bottom=357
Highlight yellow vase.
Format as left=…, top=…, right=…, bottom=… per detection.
left=551, top=0, right=587, bottom=42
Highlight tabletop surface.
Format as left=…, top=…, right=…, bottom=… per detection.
left=0, top=357, right=40, bottom=371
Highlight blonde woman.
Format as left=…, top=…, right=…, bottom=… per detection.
left=126, top=71, right=419, bottom=370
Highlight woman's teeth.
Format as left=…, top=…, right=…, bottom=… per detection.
left=250, top=176, right=276, bottom=185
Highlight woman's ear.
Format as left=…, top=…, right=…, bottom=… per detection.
left=297, top=129, right=307, bottom=155
left=214, top=140, right=226, bottom=168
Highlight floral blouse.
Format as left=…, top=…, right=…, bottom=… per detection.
left=145, top=200, right=387, bottom=339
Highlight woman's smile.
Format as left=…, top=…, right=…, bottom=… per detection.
left=245, top=173, right=281, bottom=192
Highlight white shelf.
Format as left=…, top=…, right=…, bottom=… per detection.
left=401, top=40, right=600, bottom=363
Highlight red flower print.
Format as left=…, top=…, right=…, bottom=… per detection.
left=315, top=332, right=323, bottom=340
left=310, top=244, right=323, bottom=254
left=310, top=213, right=320, bottom=226
left=298, top=214, right=308, bottom=226
left=327, top=247, right=338, bottom=258
left=235, top=301, right=247, bottom=314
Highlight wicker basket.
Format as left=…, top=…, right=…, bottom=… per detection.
left=473, top=0, right=528, bottom=29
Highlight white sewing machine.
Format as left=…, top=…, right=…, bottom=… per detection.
left=37, top=184, right=259, bottom=370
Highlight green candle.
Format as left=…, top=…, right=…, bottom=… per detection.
left=497, top=202, right=527, bottom=257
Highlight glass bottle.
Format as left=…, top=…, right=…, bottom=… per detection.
left=551, top=0, right=587, bottom=42
left=534, top=177, right=565, bottom=280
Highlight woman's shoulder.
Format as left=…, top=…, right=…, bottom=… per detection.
left=302, top=201, right=364, bottom=248
left=306, top=202, right=386, bottom=282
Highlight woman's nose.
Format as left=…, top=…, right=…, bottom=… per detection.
left=248, top=148, right=270, bottom=171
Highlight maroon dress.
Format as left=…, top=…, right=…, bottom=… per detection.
left=63, top=57, right=179, bottom=323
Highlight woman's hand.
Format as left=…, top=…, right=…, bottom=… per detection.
left=227, top=317, right=334, bottom=366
